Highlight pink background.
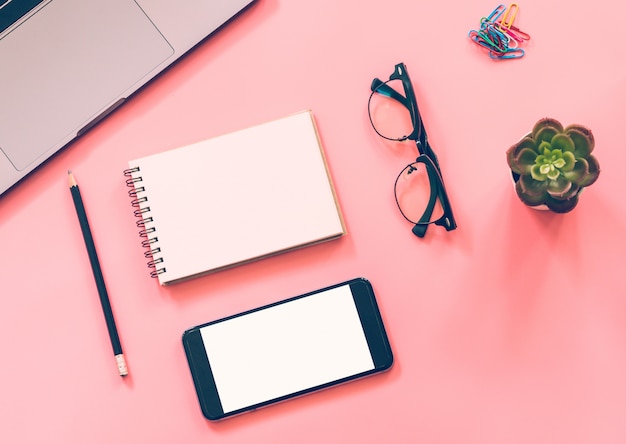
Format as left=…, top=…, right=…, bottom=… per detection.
left=2, top=1, right=625, bottom=443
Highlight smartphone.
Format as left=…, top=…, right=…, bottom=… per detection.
left=182, top=278, right=393, bottom=420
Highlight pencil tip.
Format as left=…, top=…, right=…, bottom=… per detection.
left=68, top=170, right=77, bottom=187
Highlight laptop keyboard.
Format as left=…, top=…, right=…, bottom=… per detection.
left=1, top=0, right=45, bottom=34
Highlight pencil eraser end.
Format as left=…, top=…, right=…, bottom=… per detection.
left=115, top=354, right=129, bottom=377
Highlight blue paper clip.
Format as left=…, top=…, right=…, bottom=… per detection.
left=490, top=47, right=525, bottom=59
left=482, top=4, right=506, bottom=26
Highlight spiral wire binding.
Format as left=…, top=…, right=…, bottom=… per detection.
left=123, top=167, right=166, bottom=278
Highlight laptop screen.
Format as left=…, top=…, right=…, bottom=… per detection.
left=0, top=0, right=46, bottom=33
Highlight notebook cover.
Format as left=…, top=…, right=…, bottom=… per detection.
left=126, top=111, right=345, bottom=285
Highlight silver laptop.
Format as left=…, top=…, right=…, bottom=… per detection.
left=0, top=0, right=256, bottom=196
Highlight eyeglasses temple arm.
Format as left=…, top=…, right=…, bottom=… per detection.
left=411, top=162, right=457, bottom=237
left=411, top=166, right=440, bottom=238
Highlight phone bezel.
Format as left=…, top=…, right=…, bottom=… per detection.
left=182, top=277, right=393, bottom=420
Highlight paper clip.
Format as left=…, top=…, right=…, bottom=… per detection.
left=490, top=47, right=524, bottom=59
left=483, top=4, right=506, bottom=25
left=484, top=27, right=508, bottom=52
left=469, top=22, right=509, bottom=56
left=498, top=3, right=518, bottom=31
left=496, top=4, right=530, bottom=43
left=468, top=3, right=530, bottom=60
left=468, top=30, right=505, bottom=56
left=503, top=24, right=531, bottom=42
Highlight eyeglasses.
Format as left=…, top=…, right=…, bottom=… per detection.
left=368, top=62, right=457, bottom=238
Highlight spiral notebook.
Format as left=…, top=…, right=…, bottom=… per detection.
left=124, top=111, right=345, bottom=285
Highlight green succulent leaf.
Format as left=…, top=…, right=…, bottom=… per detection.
left=560, top=151, right=576, bottom=172
left=515, top=180, right=547, bottom=205
left=550, top=149, right=563, bottom=160
left=506, top=137, right=536, bottom=173
left=546, top=175, right=572, bottom=198
left=546, top=167, right=560, bottom=180
left=513, top=148, right=538, bottom=174
left=578, top=155, right=601, bottom=187
left=519, top=172, right=547, bottom=196
left=562, top=158, right=589, bottom=185
left=538, top=142, right=552, bottom=155
left=553, top=158, right=566, bottom=169
left=535, top=127, right=560, bottom=146
left=539, top=164, right=551, bottom=175
left=531, top=164, right=548, bottom=181
left=532, top=118, right=563, bottom=139
left=550, top=133, right=575, bottom=153
left=565, top=125, right=595, bottom=157
left=558, top=182, right=581, bottom=200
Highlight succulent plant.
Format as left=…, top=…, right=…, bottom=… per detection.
left=506, top=118, right=600, bottom=213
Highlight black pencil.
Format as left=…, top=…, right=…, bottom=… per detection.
left=68, top=171, right=128, bottom=377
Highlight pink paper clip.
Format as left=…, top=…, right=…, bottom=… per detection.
left=504, top=24, right=531, bottom=42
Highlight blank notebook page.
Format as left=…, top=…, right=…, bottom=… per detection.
left=127, top=111, right=345, bottom=285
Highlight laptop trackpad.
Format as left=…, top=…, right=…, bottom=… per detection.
left=0, top=0, right=174, bottom=170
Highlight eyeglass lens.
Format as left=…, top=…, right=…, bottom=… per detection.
left=368, top=79, right=414, bottom=141
left=394, top=162, right=445, bottom=224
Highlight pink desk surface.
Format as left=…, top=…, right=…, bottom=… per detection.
left=2, top=1, right=625, bottom=443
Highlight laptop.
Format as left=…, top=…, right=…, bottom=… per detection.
left=0, top=0, right=256, bottom=196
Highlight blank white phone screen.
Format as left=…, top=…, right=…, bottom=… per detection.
left=199, top=284, right=375, bottom=413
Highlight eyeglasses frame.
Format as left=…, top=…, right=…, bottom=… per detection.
left=368, top=62, right=457, bottom=238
